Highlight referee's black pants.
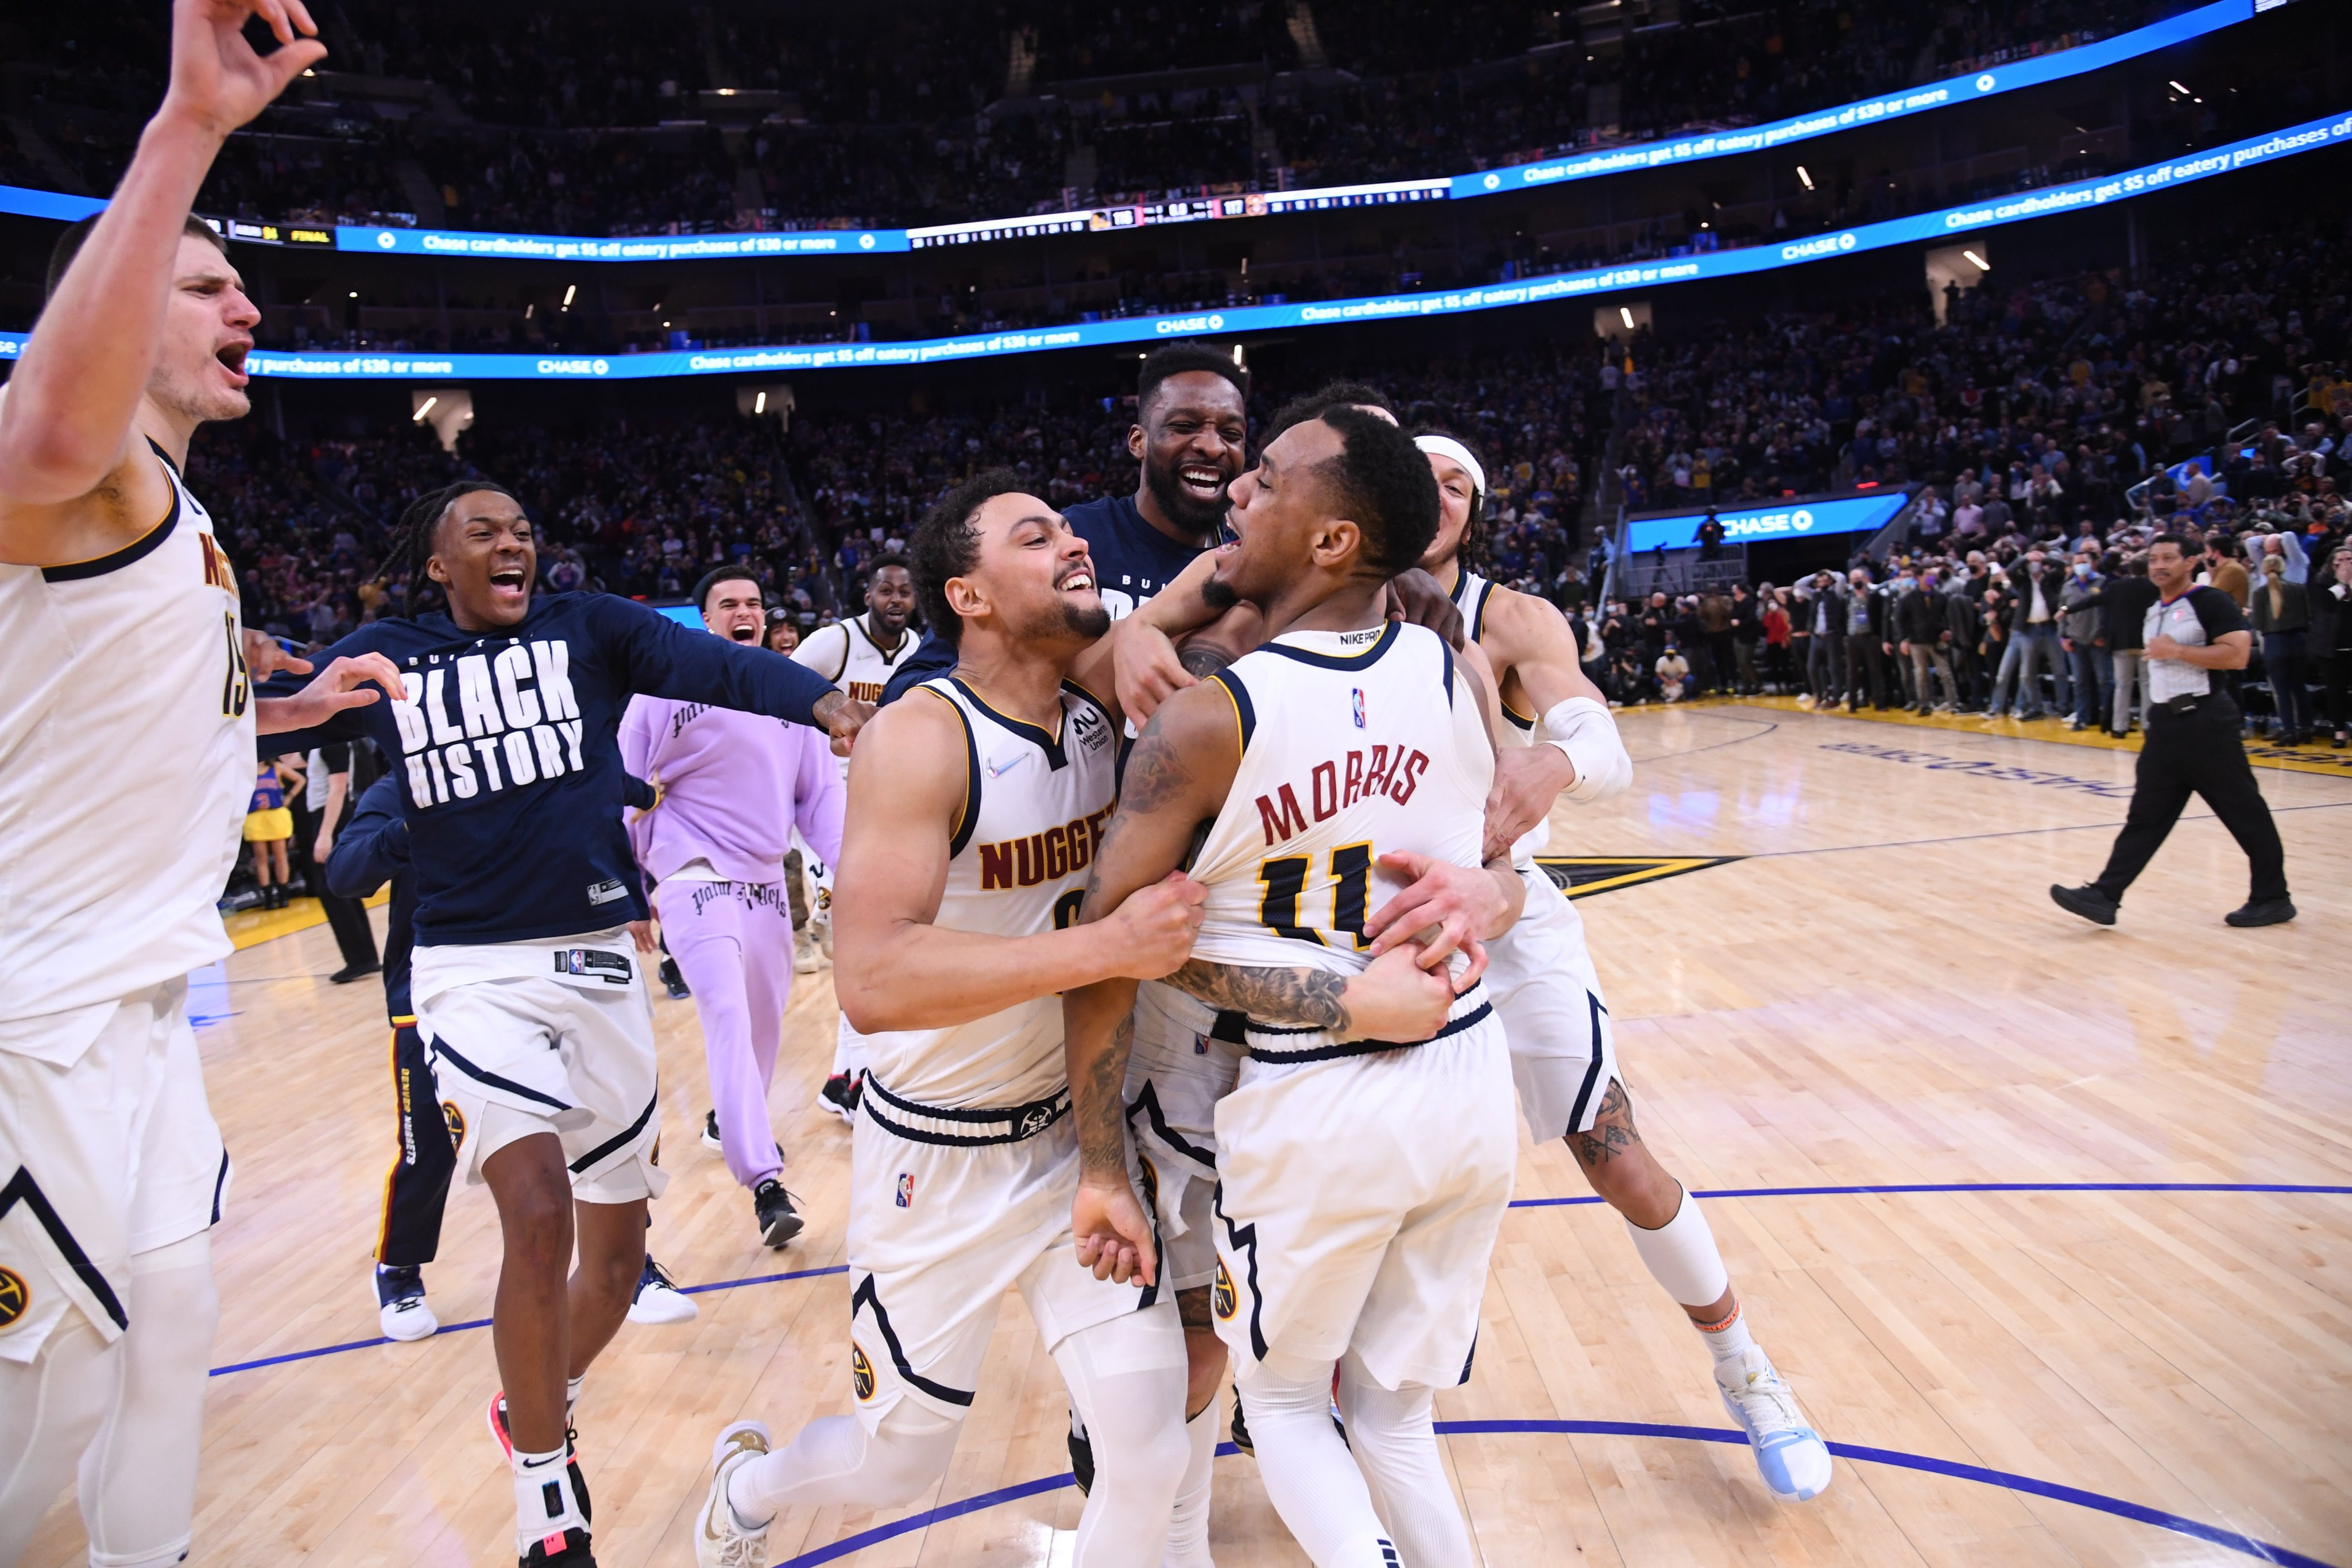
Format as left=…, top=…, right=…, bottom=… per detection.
left=2092, top=694, right=2288, bottom=905
left=377, top=1023, right=455, bottom=1268
left=293, top=799, right=381, bottom=972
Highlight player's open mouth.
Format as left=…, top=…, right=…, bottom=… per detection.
left=1179, top=464, right=1225, bottom=500
left=489, top=568, right=528, bottom=599
left=1058, top=569, right=1094, bottom=593
left=730, top=624, right=759, bottom=641
left=216, top=342, right=250, bottom=385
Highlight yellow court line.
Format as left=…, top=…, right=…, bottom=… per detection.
left=222, top=888, right=389, bottom=952
left=1662, top=693, right=2352, bottom=780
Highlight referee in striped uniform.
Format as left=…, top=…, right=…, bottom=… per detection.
left=2052, top=533, right=2296, bottom=928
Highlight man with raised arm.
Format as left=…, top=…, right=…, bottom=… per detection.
left=691, top=471, right=1204, bottom=1568
left=0, top=7, right=401, bottom=1563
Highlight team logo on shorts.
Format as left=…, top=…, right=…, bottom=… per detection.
left=1017, top=1106, right=1055, bottom=1139
left=1351, top=687, right=1366, bottom=728
left=895, top=1172, right=914, bottom=1208
left=0, top=1265, right=29, bottom=1331
left=441, top=1101, right=466, bottom=1148
left=849, top=1342, right=876, bottom=1401
left=1212, top=1263, right=1237, bottom=1323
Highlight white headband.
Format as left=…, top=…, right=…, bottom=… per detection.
left=1414, top=434, right=1487, bottom=505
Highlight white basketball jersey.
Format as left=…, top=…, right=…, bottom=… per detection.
left=1187, top=621, right=1494, bottom=980
left=796, top=616, right=914, bottom=776
left=0, top=444, right=253, bottom=1051
left=860, top=675, right=1119, bottom=1108
left=1454, top=567, right=1548, bottom=862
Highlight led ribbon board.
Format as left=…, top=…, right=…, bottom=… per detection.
left=1624, top=493, right=1913, bottom=553
left=0, top=1, right=2258, bottom=260
left=5, top=113, right=2345, bottom=379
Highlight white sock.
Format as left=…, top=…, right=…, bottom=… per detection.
left=1163, top=1402, right=1219, bottom=1568
left=565, top=1375, right=584, bottom=1424
left=1624, top=1187, right=1731, bottom=1310
left=512, top=1443, right=586, bottom=1555
left=1695, top=1299, right=1757, bottom=1369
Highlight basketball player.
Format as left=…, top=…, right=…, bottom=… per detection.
left=791, top=556, right=915, bottom=1118
left=1065, top=408, right=1526, bottom=1568
left=331, top=768, right=699, bottom=1340
left=691, top=472, right=1203, bottom=1568
left=875, top=342, right=1258, bottom=706
left=0, top=6, right=411, bottom=1562
left=624, top=567, right=845, bottom=1248
left=262, top=481, right=868, bottom=1568
left=1414, top=432, right=1833, bottom=1502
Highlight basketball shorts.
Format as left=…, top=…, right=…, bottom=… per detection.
left=1125, top=979, right=1241, bottom=1295
left=0, top=978, right=227, bottom=1362
left=242, top=807, right=293, bottom=842
left=844, top=1074, right=1154, bottom=1428
left=1485, top=865, right=1622, bottom=1143
left=412, top=928, right=667, bottom=1206
left=1210, top=997, right=1515, bottom=1391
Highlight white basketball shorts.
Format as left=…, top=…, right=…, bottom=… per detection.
left=412, top=928, right=667, bottom=1206
left=0, top=977, right=227, bottom=1362
left=845, top=1074, right=1155, bottom=1427
left=1485, top=865, right=1622, bottom=1143
left=1209, top=1003, right=1515, bottom=1391
left=1125, top=979, right=1242, bottom=1295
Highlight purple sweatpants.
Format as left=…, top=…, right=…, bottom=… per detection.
left=655, top=877, right=795, bottom=1189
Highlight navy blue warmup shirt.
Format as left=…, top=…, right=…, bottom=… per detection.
left=265, top=591, right=838, bottom=947
left=879, top=493, right=1215, bottom=704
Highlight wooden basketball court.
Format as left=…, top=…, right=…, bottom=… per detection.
left=23, top=700, right=2352, bottom=1567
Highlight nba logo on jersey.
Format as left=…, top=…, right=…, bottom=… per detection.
left=1351, top=688, right=1366, bottom=728
left=895, top=1172, right=914, bottom=1208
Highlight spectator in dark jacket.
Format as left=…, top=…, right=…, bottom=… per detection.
left=1898, top=570, right=1960, bottom=711
left=2248, top=553, right=2314, bottom=742
left=2059, top=553, right=2112, bottom=731
left=2078, top=555, right=2161, bottom=736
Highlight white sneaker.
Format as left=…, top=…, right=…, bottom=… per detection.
left=627, top=1257, right=699, bottom=1325
left=694, top=1420, right=773, bottom=1568
left=702, top=1110, right=725, bottom=1153
left=374, top=1265, right=438, bottom=1341
left=1716, top=1346, right=1833, bottom=1501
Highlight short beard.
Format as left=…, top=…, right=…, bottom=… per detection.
left=153, top=374, right=249, bottom=428
left=1198, top=574, right=1239, bottom=613
left=1144, top=458, right=1232, bottom=541
left=1060, top=599, right=1113, bottom=641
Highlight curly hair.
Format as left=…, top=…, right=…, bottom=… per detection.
left=910, top=469, right=1029, bottom=647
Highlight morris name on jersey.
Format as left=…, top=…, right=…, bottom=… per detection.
left=1254, top=742, right=1433, bottom=847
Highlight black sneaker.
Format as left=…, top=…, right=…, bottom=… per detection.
left=819, top=1073, right=861, bottom=1122
left=701, top=1110, right=724, bottom=1153
left=2049, top=884, right=2118, bottom=926
left=1067, top=1419, right=1095, bottom=1495
left=1229, top=1397, right=1252, bottom=1458
left=659, top=957, right=689, bottom=1000
left=753, top=1179, right=804, bottom=1248
left=330, top=961, right=381, bottom=985
left=2223, top=897, right=2297, bottom=928
left=520, top=1527, right=595, bottom=1566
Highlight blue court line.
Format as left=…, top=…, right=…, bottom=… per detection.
left=764, top=1423, right=2340, bottom=1568
left=207, top=1184, right=2351, bottom=1376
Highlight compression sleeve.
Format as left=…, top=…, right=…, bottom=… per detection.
left=323, top=773, right=410, bottom=899
left=594, top=594, right=840, bottom=726
left=1542, top=696, right=1634, bottom=804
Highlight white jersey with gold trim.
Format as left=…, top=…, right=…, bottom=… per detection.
left=858, top=675, right=1118, bottom=1109
left=1187, top=620, right=1494, bottom=988
left=797, top=617, right=914, bottom=705
left=0, top=444, right=253, bottom=1053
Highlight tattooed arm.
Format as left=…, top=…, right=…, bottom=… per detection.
left=1064, top=683, right=1239, bottom=1284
